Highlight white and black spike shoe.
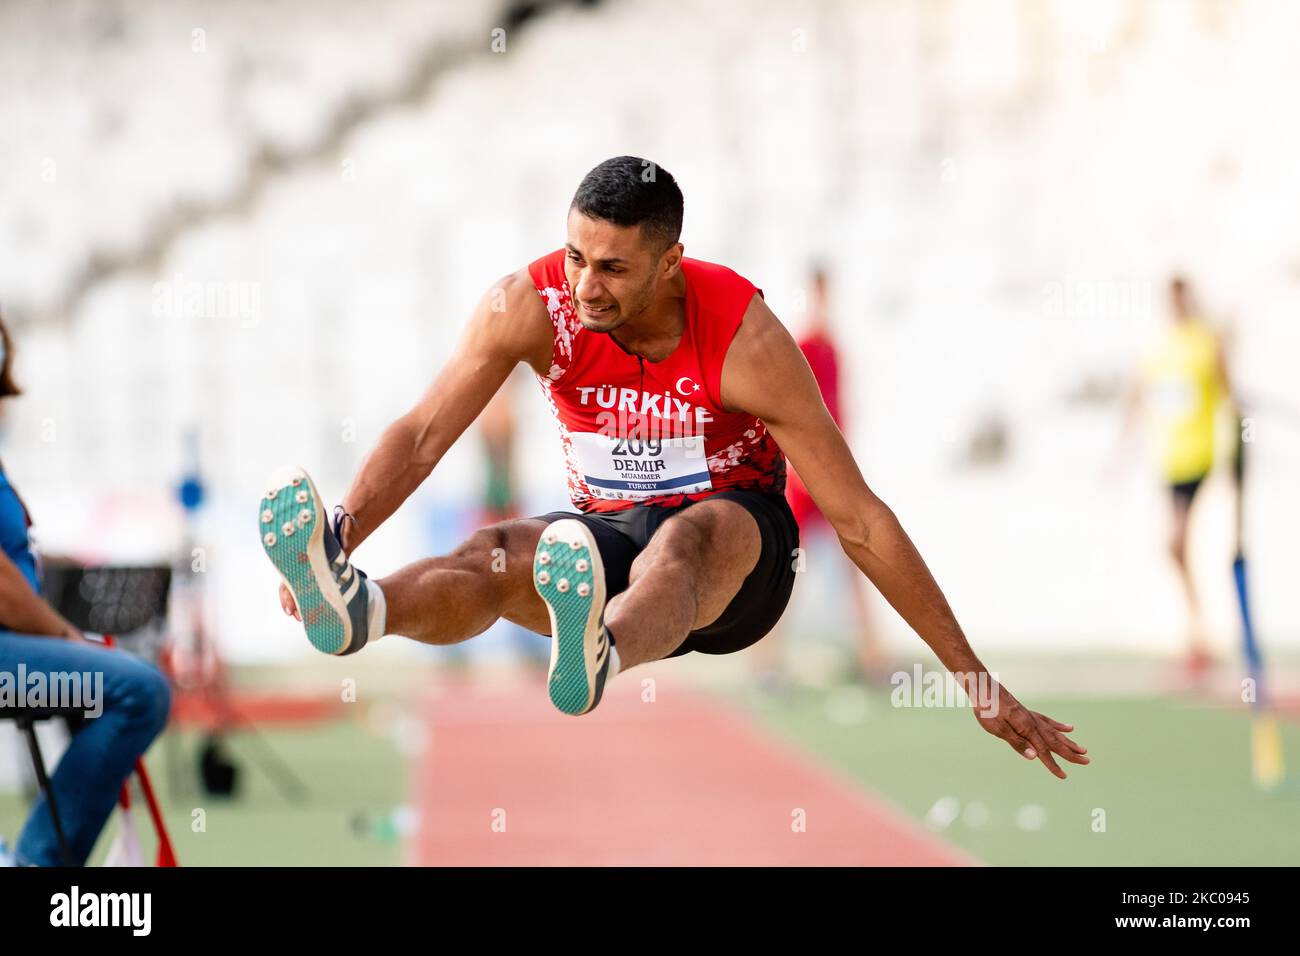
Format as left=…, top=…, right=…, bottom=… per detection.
left=258, top=466, right=381, bottom=656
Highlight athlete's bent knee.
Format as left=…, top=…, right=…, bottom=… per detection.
left=460, top=521, right=544, bottom=601
left=459, top=524, right=511, bottom=564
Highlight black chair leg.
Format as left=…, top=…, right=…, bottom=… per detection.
left=18, top=718, right=75, bottom=866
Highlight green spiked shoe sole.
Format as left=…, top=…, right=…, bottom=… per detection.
left=534, top=519, right=608, bottom=716
left=258, top=466, right=352, bottom=655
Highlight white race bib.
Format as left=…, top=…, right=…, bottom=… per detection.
left=570, top=431, right=712, bottom=501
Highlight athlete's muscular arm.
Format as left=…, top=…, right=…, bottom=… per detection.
left=279, top=269, right=550, bottom=620
left=281, top=270, right=551, bottom=616
left=337, top=269, right=552, bottom=553
left=720, top=294, right=1089, bottom=779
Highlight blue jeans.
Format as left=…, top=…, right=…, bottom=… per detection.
left=0, top=632, right=171, bottom=866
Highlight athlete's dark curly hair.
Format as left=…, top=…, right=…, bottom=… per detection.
left=571, top=156, right=683, bottom=253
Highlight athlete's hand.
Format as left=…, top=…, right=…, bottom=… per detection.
left=57, top=622, right=93, bottom=644
left=973, top=682, right=1089, bottom=779
left=279, top=580, right=301, bottom=621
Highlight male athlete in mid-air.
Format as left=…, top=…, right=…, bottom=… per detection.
left=259, top=156, right=1088, bottom=778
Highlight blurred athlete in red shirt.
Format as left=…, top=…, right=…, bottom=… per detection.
left=759, top=268, right=889, bottom=685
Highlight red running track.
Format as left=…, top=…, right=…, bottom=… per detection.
left=411, top=678, right=975, bottom=866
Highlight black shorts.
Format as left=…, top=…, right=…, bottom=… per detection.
left=1170, top=472, right=1208, bottom=509
left=534, top=489, right=800, bottom=658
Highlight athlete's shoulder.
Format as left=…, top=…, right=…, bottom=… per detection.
left=461, top=266, right=551, bottom=369
left=1161, top=317, right=1222, bottom=353
left=718, top=293, right=825, bottom=420
left=681, top=255, right=747, bottom=281
left=733, top=290, right=790, bottom=346
left=682, top=256, right=761, bottom=306
left=483, top=265, right=549, bottom=314
left=1188, top=317, right=1223, bottom=347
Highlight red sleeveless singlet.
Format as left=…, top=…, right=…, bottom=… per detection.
left=527, top=248, right=786, bottom=514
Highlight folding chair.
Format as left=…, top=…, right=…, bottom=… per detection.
left=2, top=563, right=177, bottom=866
left=0, top=704, right=85, bottom=865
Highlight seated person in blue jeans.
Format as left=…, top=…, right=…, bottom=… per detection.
left=0, top=319, right=171, bottom=866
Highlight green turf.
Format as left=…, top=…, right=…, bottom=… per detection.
left=8, top=669, right=1297, bottom=867
left=734, top=685, right=1300, bottom=865
left=0, top=716, right=406, bottom=866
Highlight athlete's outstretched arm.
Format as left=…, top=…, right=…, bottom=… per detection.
left=336, top=269, right=552, bottom=553
left=720, top=294, right=1089, bottom=779
left=280, top=270, right=549, bottom=620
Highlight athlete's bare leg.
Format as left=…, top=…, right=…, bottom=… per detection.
left=1169, top=499, right=1211, bottom=669
left=602, top=498, right=762, bottom=670
left=363, top=498, right=762, bottom=668
left=378, top=519, right=552, bottom=645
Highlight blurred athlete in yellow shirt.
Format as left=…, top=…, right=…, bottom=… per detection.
left=1121, top=276, right=1237, bottom=681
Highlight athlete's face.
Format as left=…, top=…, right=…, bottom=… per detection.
left=564, top=210, right=679, bottom=333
